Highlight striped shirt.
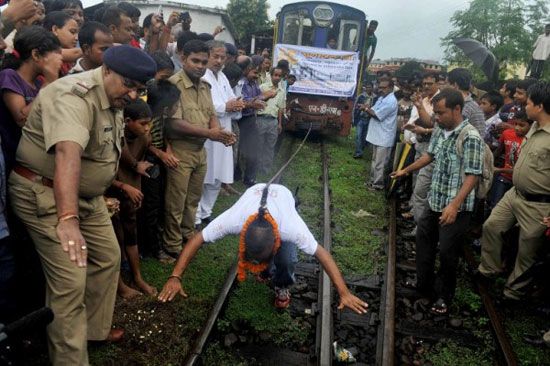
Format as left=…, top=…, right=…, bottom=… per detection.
left=427, top=119, right=483, bottom=212
left=150, top=117, right=165, bottom=149
left=462, top=95, right=485, bottom=136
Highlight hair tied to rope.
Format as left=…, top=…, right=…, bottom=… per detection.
left=237, top=208, right=281, bottom=282
left=237, top=123, right=312, bottom=282
left=12, top=50, right=20, bottom=59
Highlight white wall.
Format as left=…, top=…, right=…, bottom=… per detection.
left=137, top=4, right=236, bottom=44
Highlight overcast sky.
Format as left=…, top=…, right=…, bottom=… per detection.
left=82, top=0, right=472, bottom=62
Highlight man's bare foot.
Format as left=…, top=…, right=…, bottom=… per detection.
left=136, top=279, right=158, bottom=296
left=118, top=281, right=142, bottom=300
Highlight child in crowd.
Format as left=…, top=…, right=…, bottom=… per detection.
left=286, top=74, right=296, bottom=90
left=142, top=80, right=181, bottom=262
left=0, top=26, right=62, bottom=173
left=499, top=80, right=517, bottom=122
left=489, top=110, right=533, bottom=209
left=110, top=100, right=157, bottom=297
left=479, top=90, right=504, bottom=150
left=508, top=78, right=537, bottom=122
left=151, top=50, right=175, bottom=80
left=257, top=67, right=286, bottom=173
left=43, top=11, right=80, bottom=76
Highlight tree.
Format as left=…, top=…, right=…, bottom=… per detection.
left=395, top=61, right=425, bottom=80
left=441, top=0, right=550, bottom=80
left=227, top=0, right=270, bottom=44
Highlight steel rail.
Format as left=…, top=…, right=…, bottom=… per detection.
left=184, top=263, right=237, bottom=366
left=316, top=141, right=333, bottom=366
left=463, top=247, right=518, bottom=366
left=379, top=198, right=397, bottom=366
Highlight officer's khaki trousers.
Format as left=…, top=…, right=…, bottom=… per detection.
left=163, top=144, right=206, bottom=253
left=479, top=187, right=549, bottom=299
left=8, top=172, right=120, bottom=366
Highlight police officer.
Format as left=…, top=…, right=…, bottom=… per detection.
left=8, top=45, right=156, bottom=365
left=163, top=39, right=235, bottom=257
left=479, top=81, right=550, bottom=300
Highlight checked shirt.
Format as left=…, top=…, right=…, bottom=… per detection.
left=427, top=119, right=483, bottom=212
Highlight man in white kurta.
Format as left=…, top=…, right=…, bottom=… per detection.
left=196, top=41, right=244, bottom=225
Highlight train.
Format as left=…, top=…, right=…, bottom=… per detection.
left=273, top=1, right=368, bottom=136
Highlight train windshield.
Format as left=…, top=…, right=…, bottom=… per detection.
left=339, top=20, right=360, bottom=51
left=282, top=11, right=314, bottom=46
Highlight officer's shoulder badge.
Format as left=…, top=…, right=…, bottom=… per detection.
left=71, top=81, right=92, bottom=98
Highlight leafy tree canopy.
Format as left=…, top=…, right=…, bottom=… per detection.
left=227, top=0, right=271, bottom=43
left=441, top=0, right=550, bottom=80
left=395, top=61, right=425, bottom=79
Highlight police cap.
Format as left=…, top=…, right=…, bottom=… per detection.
left=103, top=45, right=157, bottom=84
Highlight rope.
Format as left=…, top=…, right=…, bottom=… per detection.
left=258, top=123, right=313, bottom=214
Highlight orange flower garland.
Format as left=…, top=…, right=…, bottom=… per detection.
left=237, top=211, right=281, bottom=282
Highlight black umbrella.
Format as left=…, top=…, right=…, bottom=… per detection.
left=453, top=38, right=499, bottom=85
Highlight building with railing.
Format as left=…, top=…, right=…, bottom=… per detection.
left=368, top=58, right=444, bottom=75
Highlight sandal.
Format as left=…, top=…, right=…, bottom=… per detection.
left=430, top=298, right=448, bottom=315
left=401, top=211, right=414, bottom=220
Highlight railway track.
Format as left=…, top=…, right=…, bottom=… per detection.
left=184, top=135, right=525, bottom=366
left=379, top=191, right=521, bottom=366
left=184, top=134, right=341, bottom=365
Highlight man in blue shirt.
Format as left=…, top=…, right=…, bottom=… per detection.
left=364, top=77, right=398, bottom=189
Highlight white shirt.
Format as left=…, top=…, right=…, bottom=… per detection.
left=202, top=184, right=319, bottom=255
left=365, top=92, right=398, bottom=148
left=533, top=33, right=550, bottom=60
left=201, top=69, right=240, bottom=184
left=404, top=90, right=439, bottom=145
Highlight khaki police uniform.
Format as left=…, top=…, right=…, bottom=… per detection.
left=479, top=121, right=550, bottom=299
left=164, top=70, right=215, bottom=253
left=8, top=68, right=122, bottom=365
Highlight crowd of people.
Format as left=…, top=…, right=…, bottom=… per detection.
left=0, top=0, right=549, bottom=363
left=0, top=1, right=364, bottom=365
left=354, top=63, right=550, bottom=335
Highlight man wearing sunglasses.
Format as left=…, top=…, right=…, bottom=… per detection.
left=8, top=45, right=156, bottom=365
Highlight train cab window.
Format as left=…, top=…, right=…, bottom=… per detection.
left=339, top=20, right=360, bottom=51
left=282, top=11, right=314, bottom=46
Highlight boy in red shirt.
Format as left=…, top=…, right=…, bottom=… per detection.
left=489, top=110, right=533, bottom=209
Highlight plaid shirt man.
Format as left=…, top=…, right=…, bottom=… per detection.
left=427, top=119, right=483, bottom=212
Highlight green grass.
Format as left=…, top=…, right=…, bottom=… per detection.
left=89, top=183, right=245, bottom=365
left=506, top=315, right=550, bottom=365
left=426, top=340, right=493, bottom=366
left=326, top=134, right=387, bottom=276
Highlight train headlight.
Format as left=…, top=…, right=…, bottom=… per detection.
left=312, top=4, right=334, bottom=27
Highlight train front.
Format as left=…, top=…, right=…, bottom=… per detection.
left=274, top=2, right=367, bottom=136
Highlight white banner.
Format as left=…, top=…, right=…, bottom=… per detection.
left=273, top=44, right=360, bottom=98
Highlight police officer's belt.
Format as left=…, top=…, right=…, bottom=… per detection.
left=516, top=188, right=550, bottom=203
left=14, top=164, right=54, bottom=188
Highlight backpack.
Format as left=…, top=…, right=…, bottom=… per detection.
left=455, top=124, right=494, bottom=199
